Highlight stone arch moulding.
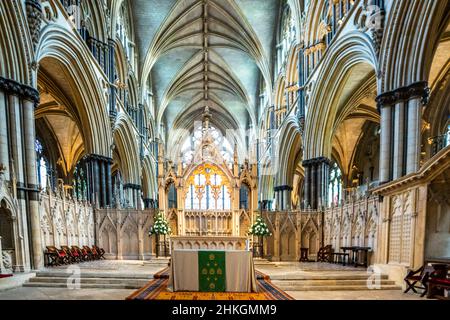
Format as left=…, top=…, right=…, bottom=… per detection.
left=113, top=114, right=141, bottom=185
left=304, top=32, right=378, bottom=160
left=35, top=25, right=113, bottom=157
left=379, top=0, right=450, bottom=92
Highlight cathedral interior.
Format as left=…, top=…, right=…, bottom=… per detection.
left=0, top=0, right=449, bottom=301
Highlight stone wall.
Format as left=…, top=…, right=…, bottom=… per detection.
left=324, top=195, right=379, bottom=265
left=262, top=195, right=379, bottom=262
left=95, top=208, right=155, bottom=260
left=372, top=147, right=450, bottom=286
left=39, top=192, right=95, bottom=250
left=263, top=210, right=322, bottom=261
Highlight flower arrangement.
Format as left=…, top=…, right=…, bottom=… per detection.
left=149, top=212, right=171, bottom=235
left=248, top=215, right=272, bottom=237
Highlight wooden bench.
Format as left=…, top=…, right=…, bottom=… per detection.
left=332, top=252, right=350, bottom=266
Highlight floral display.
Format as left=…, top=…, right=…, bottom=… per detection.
left=149, top=212, right=171, bottom=235
left=248, top=215, right=272, bottom=237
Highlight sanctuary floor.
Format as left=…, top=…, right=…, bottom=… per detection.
left=0, top=260, right=423, bottom=300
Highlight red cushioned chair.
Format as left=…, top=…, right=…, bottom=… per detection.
left=427, top=277, right=450, bottom=300
left=61, top=245, right=80, bottom=263
left=45, top=246, right=69, bottom=266
left=93, top=245, right=105, bottom=259
left=72, top=246, right=89, bottom=261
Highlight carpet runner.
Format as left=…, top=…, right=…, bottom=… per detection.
left=126, top=268, right=293, bottom=300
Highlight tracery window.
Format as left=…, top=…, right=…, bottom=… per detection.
left=277, top=3, right=296, bottom=73
left=185, top=164, right=231, bottom=210
left=168, top=182, right=177, bottom=208
left=239, top=184, right=250, bottom=209
left=180, top=125, right=234, bottom=165
left=35, top=139, right=48, bottom=191
left=328, top=162, right=343, bottom=207
left=116, top=2, right=133, bottom=64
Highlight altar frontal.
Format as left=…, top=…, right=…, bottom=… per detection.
left=169, top=250, right=257, bottom=292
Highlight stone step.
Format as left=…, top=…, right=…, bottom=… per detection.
left=253, top=259, right=275, bottom=266
left=35, top=271, right=154, bottom=279
left=23, top=281, right=144, bottom=289
left=269, top=273, right=389, bottom=281
left=272, top=279, right=396, bottom=287
left=279, top=284, right=401, bottom=291
left=27, top=276, right=150, bottom=286
left=144, top=258, right=170, bottom=262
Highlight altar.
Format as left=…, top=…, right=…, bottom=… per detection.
left=169, top=249, right=258, bottom=293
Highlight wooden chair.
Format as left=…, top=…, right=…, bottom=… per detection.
left=404, top=265, right=435, bottom=297
left=317, top=245, right=333, bottom=263
left=44, top=246, right=59, bottom=266
left=72, top=246, right=89, bottom=261
left=93, top=245, right=105, bottom=259
left=83, top=245, right=98, bottom=260
left=45, top=246, right=69, bottom=266
left=61, top=245, right=80, bottom=263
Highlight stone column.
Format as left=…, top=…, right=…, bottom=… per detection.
left=283, top=189, right=290, bottom=210
left=93, top=159, right=100, bottom=208
left=311, top=163, right=317, bottom=209
left=100, top=159, right=106, bottom=208
left=406, top=94, right=425, bottom=174
left=9, top=94, right=30, bottom=271
left=317, top=163, right=323, bottom=208
left=413, top=185, right=428, bottom=269
left=0, top=90, right=9, bottom=180
left=303, top=165, right=310, bottom=208
left=0, top=236, right=4, bottom=274
left=273, top=213, right=280, bottom=261
left=408, top=82, right=429, bottom=173
left=377, top=94, right=394, bottom=183
left=392, top=90, right=407, bottom=180
left=23, top=98, right=43, bottom=269
left=138, top=213, right=144, bottom=260
left=106, top=159, right=112, bottom=206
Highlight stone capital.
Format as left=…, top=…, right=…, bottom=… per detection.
left=0, top=76, right=40, bottom=104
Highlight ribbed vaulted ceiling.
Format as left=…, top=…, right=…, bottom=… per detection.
left=131, top=0, right=280, bottom=138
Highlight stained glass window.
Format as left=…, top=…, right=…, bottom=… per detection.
left=185, top=164, right=231, bottom=210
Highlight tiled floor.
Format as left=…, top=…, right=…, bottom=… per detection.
left=287, top=290, right=423, bottom=300
left=0, top=260, right=426, bottom=300
left=0, top=286, right=134, bottom=300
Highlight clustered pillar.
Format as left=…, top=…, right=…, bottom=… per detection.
left=376, top=81, right=429, bottom=183
left=84, top=154, right=113, bottom=208
left=0, top=76, right=42, bottom=270
left=302, top=157, right=331, bottom=210
left=273, top=185, right=293, bottom=211
left=123, top=184, right=142, bottom=209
